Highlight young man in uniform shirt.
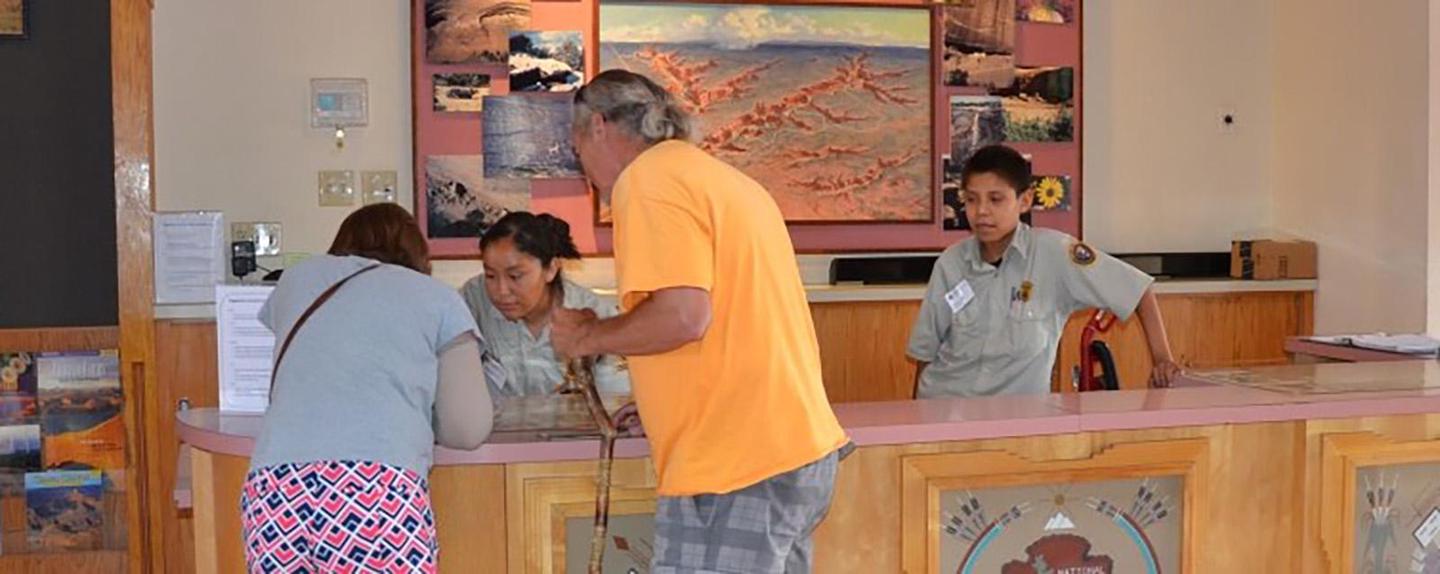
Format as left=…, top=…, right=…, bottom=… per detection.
left=908, top=145, right=1181, bottom=398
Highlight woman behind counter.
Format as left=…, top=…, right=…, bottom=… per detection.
left=461, top=212, right=630, bottom=397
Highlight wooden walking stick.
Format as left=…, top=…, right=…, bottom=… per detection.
left=563, top=355, right=618, bottom=574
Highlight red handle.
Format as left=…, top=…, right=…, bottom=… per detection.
left=1077, top=310, right=1116, bottom=392
left=1089, top=309, right=1117, bottom=334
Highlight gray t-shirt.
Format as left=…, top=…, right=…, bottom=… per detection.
left=906, top=224, right=1153, bottom=398
left=459, top=276, right=630, bottom=397
left=250, top=255, right=482, bottom=476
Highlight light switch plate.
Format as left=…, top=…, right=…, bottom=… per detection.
left=319, top=170, right=357, bottom=207
left=231, top=222, right=283, bottom=256
left=281, top=252, right=313, bottom=268
left=361, top=170, right=398, bottom=205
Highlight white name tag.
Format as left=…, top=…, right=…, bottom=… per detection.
left=1415, top=508, right=1440, bottom=547
left=944, top=280, right=975, bottom=314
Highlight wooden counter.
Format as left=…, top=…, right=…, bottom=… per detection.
left=158, top=278, right=1315, bottom=403
left=148, top=280, right=1315, bottom=572
left=178, top=362, right=1440, bottom=573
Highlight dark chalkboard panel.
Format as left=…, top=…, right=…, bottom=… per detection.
left=0, top=0, right=118, bottom=328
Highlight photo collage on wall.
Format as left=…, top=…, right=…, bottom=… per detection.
left=416, top=0, right=1078, bottom=255
left=420, top=0, right=587, bottom=250
left=0, top=351, right=122, bottom=553
left=942, top=0, right=1079, bottom=232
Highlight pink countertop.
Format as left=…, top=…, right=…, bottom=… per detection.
left=174, top=397, right=1077, bottom=467
left=177, top=361, right=1440, bottom=467
left=173, top=361, right=1440, bottom=510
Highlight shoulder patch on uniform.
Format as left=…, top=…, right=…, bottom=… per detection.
left=1070, top=242, right=1097, bottom=266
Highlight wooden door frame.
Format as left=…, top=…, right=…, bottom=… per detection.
left=112, top=0, right=159, bottom=570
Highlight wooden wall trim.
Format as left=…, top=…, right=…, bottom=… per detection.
left=1298, top=291, right=1316, bottom=336
left=507, top=459, right=657, bottom=574
left=190, top=449, right=219, bottom=574
left=0, top=327, right=119, bottom=352
left=112, top=0, right=158, bottom=570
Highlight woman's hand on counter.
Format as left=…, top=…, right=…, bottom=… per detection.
left=1149, top=359, right=1182, bottom=389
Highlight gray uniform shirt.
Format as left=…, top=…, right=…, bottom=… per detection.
left=459, top=276, right=631, bottom=397
left=907, top=224, right=1153, bottom=398
left=250, top=255, right=486, bottom=476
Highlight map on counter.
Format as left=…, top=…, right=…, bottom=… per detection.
left=1191, top=363, right=1440, bottom=395
left=491, top=394, right=631, bottom=437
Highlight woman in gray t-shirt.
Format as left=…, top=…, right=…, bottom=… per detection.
left=460, top=212, right=630, bottom=398
left=242, top=204, right=499, bottom=572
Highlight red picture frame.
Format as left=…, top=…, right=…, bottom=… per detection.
left=410, top=0, right=1082, bottom=258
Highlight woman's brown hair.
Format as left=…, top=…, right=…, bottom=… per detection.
left=327, top=204, right=431, bottom=274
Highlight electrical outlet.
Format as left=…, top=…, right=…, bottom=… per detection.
left=361, top=170, right=398, bottom=205
left=318, top=170, right=357, bottom=207
left=231, top=222, right=283, bottom=256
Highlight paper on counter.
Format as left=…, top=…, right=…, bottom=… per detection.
left=216, top=284, right=276, bottom=413
left=1351, top=334, right=1440, bottom=356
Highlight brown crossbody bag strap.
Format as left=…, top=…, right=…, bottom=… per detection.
left=268, top=264, right=382, bottom=399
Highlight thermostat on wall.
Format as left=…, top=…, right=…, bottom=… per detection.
left=310, top=78, right=368, bottom=129
left=311, top=78, right=368, bottom=148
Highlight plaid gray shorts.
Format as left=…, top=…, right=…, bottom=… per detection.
left=651, top=443, right=853, bottom=574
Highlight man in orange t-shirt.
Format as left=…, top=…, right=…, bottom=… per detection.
left=552, top=70, right=851, bottom=573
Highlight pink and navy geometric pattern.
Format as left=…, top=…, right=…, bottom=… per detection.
left=240, top=461, right=438, bottom=573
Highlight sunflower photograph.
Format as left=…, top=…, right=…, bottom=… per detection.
left=1030, top=175, right=1071, bottom=212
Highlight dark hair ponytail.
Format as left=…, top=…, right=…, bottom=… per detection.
left=534, top=214, right=582, bottom=260
left=480, top=212, right=582, bottom=291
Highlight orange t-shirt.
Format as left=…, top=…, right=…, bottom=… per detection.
left=612, top=140, right=849, bottom=496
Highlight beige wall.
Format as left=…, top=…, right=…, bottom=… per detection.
left=152, top=1, right=1433, bottom=333
left=1431, top=0, right=1440, bottom=337
left=155, top=0, right=1280, bottom=259
left=1272, top=0, right=1428, bottom=333
left=153, top=0, right=413, bottom=260
left=1083, top=0, right=1275, bottom=253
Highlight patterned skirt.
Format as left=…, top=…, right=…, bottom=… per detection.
left=240, top=461, right=437, bottom=573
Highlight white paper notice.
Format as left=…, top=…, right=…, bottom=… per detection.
left=1415, top=508, right=1440, bottom=548
left=154, top=212, right=226, bottom=304
left=216, top=284, right=276, bottom=413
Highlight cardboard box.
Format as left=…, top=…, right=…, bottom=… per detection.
left=1231, top=239, right=1317, bottom=280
